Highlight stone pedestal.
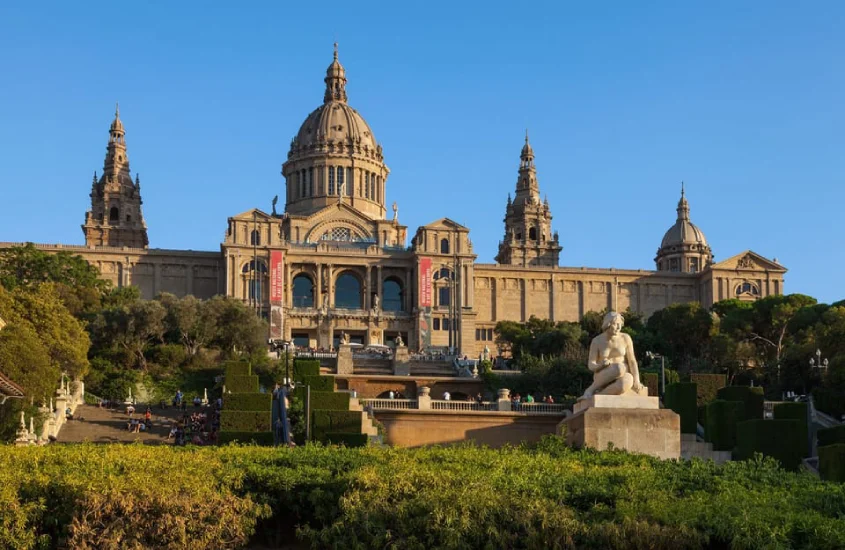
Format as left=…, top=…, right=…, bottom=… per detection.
left=561, top=395, right=680, bottom=460
left=497, top=388, right=512, bottom=412
left=417, top=386, right=431, bottom=410
left=337, top=344, right=354, bottom=375
left=393, top=345, right=410, bottom=376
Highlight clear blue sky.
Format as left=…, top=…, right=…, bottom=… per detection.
left=1, top=2, right=843, bottom=304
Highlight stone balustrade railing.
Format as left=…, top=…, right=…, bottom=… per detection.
left=360, top=398, right=417, bottom=410
left=16, top=378, right=85, bottom=446
left=360, top=388, right=570, bottom=416
left=431, top=400, right=498, bottom=412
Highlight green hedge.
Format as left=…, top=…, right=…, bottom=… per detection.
left=325, top=432, right=369, bottom=447
left=302, top=374, right=335, bottom=392
left=773, top=402, right=809, bottom=458
left=716, top=386, right=764, bottom=421
left=308, top=391, right=350, bottom=411
left=218, top=431, right=275, bottom=446
left=818, top=425, right=845, bottom=447
left=312, top=410, right=363, bottom=441
left=664, top=382, right=698, bottom=434
left=224, top=393, right=272, bottom=412
left=223, top=361, right=252, bottom=377
left=735, top=419, right=804, bottom=470
left=225, top=374, right=259, bottom=393
left=705, top=400, right=743, bottom=451
left=819, top=444, right=845, bottom=482
left=220, top=410, right=272, bottom=432
left=690, top=374, right=727, bottom=407
left=294, top=359, right=321, bottom=378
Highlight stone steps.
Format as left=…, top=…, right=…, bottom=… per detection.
left=348, top=398, right=379, bottom=437
left=680, top=434, right=732, bottom=464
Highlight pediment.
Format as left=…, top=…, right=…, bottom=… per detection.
left=229, top=208, right=275, bottom=221
left=301, top=203, right=378, bottom=243
left=711, top=250, right=787, bottom=272
left=421, top=217, right=468, bottom=231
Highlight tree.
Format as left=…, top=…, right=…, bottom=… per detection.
left=93, top=301, right=166, bottom=369
left=159, top=294, right=219, bottom=357
left=494, top=320, right=529, bottom=358
left=646, top=302, right=715, bottom=372
left=208, top=297, right=267, bottom=356
left=744, top=294, right=817, bottom=369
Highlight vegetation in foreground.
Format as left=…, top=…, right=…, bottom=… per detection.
left=1, top=438, right=844, bottom=550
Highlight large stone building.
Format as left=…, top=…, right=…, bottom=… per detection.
left=0, top=46, right=787, bottom=355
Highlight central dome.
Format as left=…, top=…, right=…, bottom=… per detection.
left=291, top=102, right=379, bottom=157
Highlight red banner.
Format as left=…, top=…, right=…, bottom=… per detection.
left=270, top=250, right=283, bottom=304
left=419, top=258, right=432, bottom=307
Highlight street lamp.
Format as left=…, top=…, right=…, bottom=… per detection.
left=646, top=351, right=665, bottom=398
left=810, top=349, right=829, bottom=373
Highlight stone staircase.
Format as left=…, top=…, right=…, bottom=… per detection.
left=408, top=360, right=455, bottom=377
left=349, top=358, right=392, bottom=375
left=348, top=395, right=379, bottom=438
left=680, top=434, right=732, bottom=464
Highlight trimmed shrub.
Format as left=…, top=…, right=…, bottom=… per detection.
left=226, top=374, right=259, bottom=393
left=308, top=391, right=350, bottom=411
left=716, top=386, right=764, bottom=421
left=224, top=393, right=272, bottom=412
left=312, top=410, right=362, bottom=441
left=293, top=359, right=321, bottom=378
left=818, top=425, right=845, bottom=447
left=705, top=400, right=743, bottom=451
left=664, top=382, right=698, bottom=434
left=735, top=419, right=804, bottom=470
left=819, top=443, right=845, bottom=482
left=302, top=374, right=335, bottom=392
left=325, top=432, right=369, bottom=447
left=218, top=431, right=275, bottom=446
left=690, top=373, right=726, bottom=406
left=224, top=361, right=252, bottom=377
left=220, top=411, right=272, bottom=432
left=773, top=402, right=809, bottom=457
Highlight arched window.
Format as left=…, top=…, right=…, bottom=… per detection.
left=109, top=207, right=119, bottom=222
left=328, top=166, right=335, bottom=195
left=337, top=166, right=344, bottom=193
left=292, top=274, right=314, bottom=308
left=736, top=282, right=760, bottom=297
left=250, top=230, right=261, bottom=246
left=241, top=260, right=268, bottom=301
left=334, top=272, right=362, bottom=309
left=383, top=277, right=403, bottom=312
left=440, top=238, right=450, bottom=254
left=529, top=227, right=537, bottom=241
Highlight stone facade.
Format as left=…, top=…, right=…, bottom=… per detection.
left=0, top=46, right=787, bottom=356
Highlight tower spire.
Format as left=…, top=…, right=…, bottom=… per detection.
left=677, top=181, right=690, bottom=221
left=324, top=42, right=348, bottom=104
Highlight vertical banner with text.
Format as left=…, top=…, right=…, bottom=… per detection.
left=269, top=250, right=284, bottom=340
left=418, top=258, right=433, bottom=350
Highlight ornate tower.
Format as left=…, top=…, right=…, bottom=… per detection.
left=82, top=105, right=148, bottom=248
left=495, top=133, right=561, bottom=267
left=282, top=44, right=390, bottom=221
left=654, top=184, right=712, bottom=273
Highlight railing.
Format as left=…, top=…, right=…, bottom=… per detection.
left=294, top=350, right=337, bottom=359
left=352, top=352, right=393, bottom=360
left=360, top=398, right=417, bottom=410
left=431, top=400, right=498, bottom=412
left=511, top=403, right=570, bottom=415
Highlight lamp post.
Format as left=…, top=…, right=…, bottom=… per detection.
left=809, top=348, right=829, bottom=373
left=646, top=351, right=665, bottom=398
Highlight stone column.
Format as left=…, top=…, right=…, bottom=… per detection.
left=337, top=343, right=353, bottom=375
left=497, top=388, right=512, bottom=412
left=366, top=266, right=372, bottom=311
left=404, top=268, right=412, bottom=311
left=377, top=265, right=383, bottom=309
left=327, top=264, right=334, bottom=307
left=315, top=262, right=322, bottom=308
left=285, top=262, right=293, bottom=306
left=393, top=344, right=410, bottom=376
left=417, top=386, right=431, bottom=410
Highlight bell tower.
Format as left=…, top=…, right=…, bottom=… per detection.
left=82, top=104, right=149, bottom=248
left=495, top=133, right=561, bottom=267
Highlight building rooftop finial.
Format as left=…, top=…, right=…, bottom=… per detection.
left=333, top=41, right=338, bottom=60
left=681, top=180, right=685, bottom=198
left=115, top=102, right=120, bottom=119
left=525, top=128, right=529, bottom=144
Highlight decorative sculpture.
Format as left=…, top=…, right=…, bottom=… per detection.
left=340, top=331, right=350, bottom=345
left=395, top=334, right=404, bottom=347
left=372, top=294, right=380, bottom=312
left=271, top=195, right=278, bottom=217
left=392, top=202, right=398, bottom=222
left=578, top=312, right=645, bottom=400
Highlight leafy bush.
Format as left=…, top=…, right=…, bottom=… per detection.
left=220, top=411, right=272, bottom=432
left=224, top=361, right=252, bottom=377
left=664, top=382, right=698, bottom=434
left=735, top=419, right=804, bottom=470
left=704, top=399, right=743, bottom=451
left=818, top=425, right=845, bottom=447
left=311, top=410, right=362, bottom=441
left=150, top=343, right=188, bottom=369
left=324, top=433, right=369, bottom=447
left=224, top=393, right=272, bottom=412
left=773, top=402, right=809, bottom=457
left=302, top=374, right=335, bottom=392
left=293, top=359, right=320, bottom=378
left=690, top=373, right=726, bottom=406
left=716, top=386, right=764, bottom=421
left=640, top=369, right=680, bottom=397
left=818, top=443, right=845, bottom=482
left=225, top=374, right=259, bottom=393
left=218, top=432, right=275, bottom=446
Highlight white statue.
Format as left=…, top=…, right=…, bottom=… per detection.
left=372, top=294, right=380, bottom=312
left=340, top=331, right=350, bottom=345
left=578, top=312, right=646, bottom=400
left=395, top=334, right=404, bottom=347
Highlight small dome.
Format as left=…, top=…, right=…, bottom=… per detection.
left=293, top=102, right=378, bottom=153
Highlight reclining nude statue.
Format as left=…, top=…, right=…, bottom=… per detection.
left=578, top=311, right=647, bottom=400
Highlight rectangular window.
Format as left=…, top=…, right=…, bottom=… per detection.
left=433, top=318, right=440, bottom=331
left=438, top=287, right=450, bottom=307
left=670, top=258, right=680, bottom=272
left=347, top=168, right=353, bottom=196
left=487, top=328, right=493, bottom=341
left=328, top=167, right=335, bottom=195
left=476, top=328, right=481, bottom=340
left=443, top=318, right=450, bottom=331
left=364, top=173, right=370, bottom=198
left=249, top=280, right=262, bottom=302
left=689, top=258, right=699, bottom=273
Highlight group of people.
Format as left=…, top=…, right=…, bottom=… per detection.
left=167, top=402, right=220, bottom=446
left=510, top=393, right=555, bottom=407
left=385, top=389, right=407, bottom=399
left=126, top=406, right=152, bottom=433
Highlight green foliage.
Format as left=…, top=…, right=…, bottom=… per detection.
left=705, top=400, right=743, bottom=451
left=293, top=359, right=320, bottom=378
left=220, top=411, right=272, bottom=432
left=307, top=391, right=350, bottom=411
left=818, top=444, right=845, bottom=482
left=641, top=369, right=679, bottom=396
left=224, top=393, right=272, bottom=412
left=226, top=375, right=259, bottom=393
left=312, top=410, right=362, bottom=441
left=817, top=425, right=845, bottom=447
left=150, top=343, right=188, bottom=369
left=84, top=357, right=141, bottom=401
left=773, top=402, right=809, bottom=457
left=735, top=419, right=805, bottom=470
left=218, top=432, right=276, bottom=446
left=689, top=373, right=726, bottom=406
left=207, top=296, right=268, bottom=355
left=224, top=361, right=252, bottom=377
left=324, top=433, right=368, bottom=447
left=90, top=299, right=167, bottom=369
left=646, top=303, right=715, bottom=372
left=302, top=374, right=335, bottom=392
left=664, top=382, right=698, bottom=434
left=716, top=386, right=764, bottom=421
